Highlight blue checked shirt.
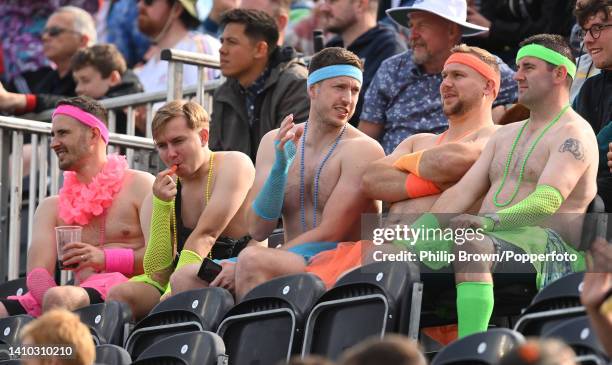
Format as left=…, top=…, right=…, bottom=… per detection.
left=361, top=50, right=518, bottom=154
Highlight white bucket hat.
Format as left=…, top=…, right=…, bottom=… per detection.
left=386, top=0, right=488, bottom=37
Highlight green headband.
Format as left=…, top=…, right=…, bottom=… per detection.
left=516, top=44, right=576, bottom=78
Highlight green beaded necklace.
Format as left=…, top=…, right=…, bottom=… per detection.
left=493, top=104, right=570, bottom=207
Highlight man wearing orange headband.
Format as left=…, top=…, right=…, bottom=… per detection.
left=0, top=96, right=154, bottom=319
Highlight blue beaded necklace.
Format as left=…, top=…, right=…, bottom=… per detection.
left=299, top=121, right=347, bottom=232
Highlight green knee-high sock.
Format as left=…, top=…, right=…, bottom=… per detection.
left=456, top=282, right=494, bottom=338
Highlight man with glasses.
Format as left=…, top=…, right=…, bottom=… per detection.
left=358, top=0, right=517, bottom=155
left=0, top=6, right=96, bottom=114
left=573, top=0, right=612, bottom=211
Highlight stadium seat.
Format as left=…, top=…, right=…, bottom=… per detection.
left=542, top=315, right=610, bottom=365
left=0, top=315, right=34, bottom=361
left=0, top=278, right=27, bottom=298
left=95, top=344, right=132, bottom=365
left=217, top=273, right=325, bottom=365
left=125, top=287, right=233, bottom=359
left=267, top=228, right=285, bottom=248
left=301, top=261, right=421, bottom=360
left=431, top=328, right=525, bottom=365
left=131, top=330, right=227, bottom=365
left=513, top=272, right=585, bottom=336
left=74, top=300, right=132, bottom=346
left=0, top=360, right=20, bottom=365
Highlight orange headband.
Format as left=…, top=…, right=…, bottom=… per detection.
left=444, top=53, right=500, bottom=97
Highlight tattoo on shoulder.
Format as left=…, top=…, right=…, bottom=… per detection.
left=558, top=138, right=585, bottom=161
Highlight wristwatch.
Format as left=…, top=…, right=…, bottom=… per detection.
left=483, top=213, right=501, bottom=231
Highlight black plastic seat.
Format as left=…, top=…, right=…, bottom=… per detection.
left=132, top=330, right=227, bottom=365
left=0, top=360, right=21, bottom=365
left=74, top=300, right=132, bottom=346
left=0, top=315, right=34, bottom=361
left=513, top=272, right=585, bottom=336
left=125, top=287, right=233, bottom=359
left=95, top=344, right=132, bottom=365
left=301, top=261, right=421, bottom=360
left=431, top=328, right=525, bottom=365
left=542, top=315, right=610, bottom=365
left=217, top=273, right=325, bottom=365
left=0, top=278, right=27, bottom=298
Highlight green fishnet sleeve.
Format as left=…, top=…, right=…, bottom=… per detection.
left=165, top=249, right=204, bottom=297
left=143, top=195, right=174, bottom=275
left=487, top=184, right=564, bottom=231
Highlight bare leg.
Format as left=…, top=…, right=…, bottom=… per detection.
left=106, top=281, right=162, bottom=321
left=0, top=302, right=8, bottom=318
left=453, top=234, right=495, bottom=284
left=235, top=246, right=307, bottom=300
left=42, top=286, right=90, bottom=312
left=168, top=264, right=208, bottom=296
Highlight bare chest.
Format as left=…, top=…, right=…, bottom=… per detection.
left=490, top=132, right=551, bottom=186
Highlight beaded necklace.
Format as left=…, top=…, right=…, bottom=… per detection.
left=493, top=105, right=570, bottom=207
left=299, top=122, right=347, bottom=232
left=171, top=152, right=215, bottom=258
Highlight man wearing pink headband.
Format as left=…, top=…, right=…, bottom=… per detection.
left=0, top=96, right=154, bottom=318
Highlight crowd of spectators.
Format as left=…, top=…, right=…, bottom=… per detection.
left=0, top=0, right=611, bottom=364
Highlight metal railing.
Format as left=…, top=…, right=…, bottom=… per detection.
left=0, top=48, right=222, bottom=281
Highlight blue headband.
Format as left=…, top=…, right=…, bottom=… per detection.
left=307, top=64, right=363, bottom=87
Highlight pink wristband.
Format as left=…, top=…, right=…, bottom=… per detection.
left=26, top=268, right=57, bottom=305
left=104, top=248, right=134, bottom=276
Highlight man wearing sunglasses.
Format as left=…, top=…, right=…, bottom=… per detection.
left=0, top=6, right=96, bottom=114
left=573, top=0, right=612, bottom=211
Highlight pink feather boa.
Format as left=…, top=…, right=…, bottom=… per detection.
left=58, top=154, right=128, bottom=225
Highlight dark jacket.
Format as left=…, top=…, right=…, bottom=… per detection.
left=326, top=25, right=406, bottom=126
left=103, top=69, right=144, bottom=135
left=575, top=70, right=612, bottom=211
left=210, top=46, right=309, bottom=161
left=8, top=66, right=77, bottom=113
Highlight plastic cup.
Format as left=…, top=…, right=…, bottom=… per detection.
left=55, top=226, right=82, bottom=270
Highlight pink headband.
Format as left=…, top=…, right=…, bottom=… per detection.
left=52, top=105, right=109, bottom=144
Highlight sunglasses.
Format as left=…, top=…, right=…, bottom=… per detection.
left=42, top=26, right=79, bottom=37
left=138, top=0, right=158, bottom=6
left=580, top=23, right=612, bottom=40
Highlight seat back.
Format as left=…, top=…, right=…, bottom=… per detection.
left=301, top=261, right=420, bottom=360
left=74, top=300, right=132, bottom=346
left=580, top=195, right=607, bottom=250
left=514, top=272, right=585, bottom=336
left=218, top=273, right=325, bottom=365
left=132, top=330, right=227, bottom=365
left=0, top=278, right=27, bottom=298
left=431, top=328, right=525, bottom=365
left=0, top=315, right=34, bottom=361
left=542, top=316, right=610, bottom=364
left=95, top=344, right=132, bottom=365
left=126, top=287, right=233, bottom=359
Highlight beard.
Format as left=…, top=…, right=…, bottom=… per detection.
left=138, top=14, right=163, bottom=37
left=409, top=40, right=432, bottom=65
left=324, top=15, right=356, bottom=35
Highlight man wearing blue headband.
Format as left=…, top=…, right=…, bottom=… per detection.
left=201, top=47, right=384, bottom=299
left=393, top=34, right=598, bottom=338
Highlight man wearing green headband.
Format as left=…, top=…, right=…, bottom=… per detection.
left=229, top=47, right=385, bottom=299
left=396, top=34, right=598, bottom=338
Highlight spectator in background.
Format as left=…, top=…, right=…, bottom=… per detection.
left=200, top=0, right=241, bottom=37
left=71, top=44, right=144, bottom=134
left=20, top=309, right=95, bottom=365
left=0, top=0, right=99, bottom=86
left=135, top=0, right=220, bottom=94
left=338, top=335, right=427, bottom=365
left=498, top=339, right=577, bottom=365
left=573, top=0, right=612, bottom=211
left=209, top=9, right=309, bottom=160
left=320, top=0, right=405, bottom=126
left=241, top=0, right=291, bottom=45
left=106, top=0, right=152, bottom=68
left=465, top=0, right=576, bottom=67
left=360, top=0, right=517, bottom=155
left=0, top=6, right=96, bottom=114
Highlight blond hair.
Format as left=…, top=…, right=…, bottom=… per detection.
left=20, top=309, right=95, bottom=365
left=450, top=43, right=500, bottom=76
left=151, top=100, right=210, bottom=139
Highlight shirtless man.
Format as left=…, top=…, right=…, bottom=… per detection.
left=223, top=47, right=385, bottom=299
left=106, top=100, right=256, bottom=319
left=401, top=34, right=598, bottom=338
left=362, top=44, right=500, bottom=215
left=0, top=96, right=154, bottom=318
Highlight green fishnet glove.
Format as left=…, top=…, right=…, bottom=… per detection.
left=166, top=249, right=203, bottom=296
left=143, top=195, right=174, bottom=275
